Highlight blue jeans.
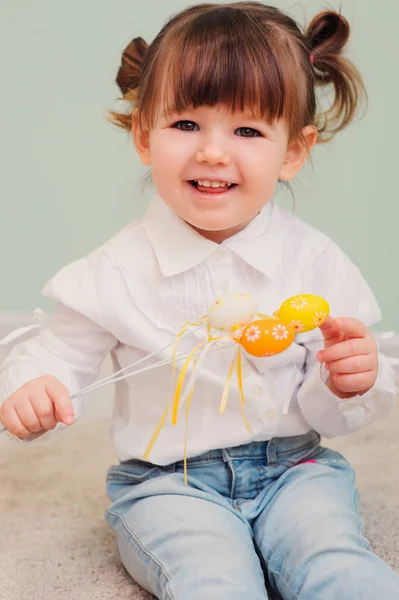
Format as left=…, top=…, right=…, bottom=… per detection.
left=105, top=430, right=399, bottom=599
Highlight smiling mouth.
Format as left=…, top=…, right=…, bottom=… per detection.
left=189, top=180, right=237, bottom=193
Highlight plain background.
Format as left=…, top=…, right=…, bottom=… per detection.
left=0, top=0, right=397, bottom=331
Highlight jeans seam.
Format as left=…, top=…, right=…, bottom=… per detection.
left=353, top=489, right=371, bottom=550
left=276, top=442, right=316, bottom=457
left=107, top=469, right=160, bottom=483
left=266, top=438, right=277, bottom=465
left=107, top=508, right=174, bottom=600
left=268, top=567, right=324, bottom=600
left=176, top=457, right=222, bottom=466
left=221, top=449, right=237, bottom=500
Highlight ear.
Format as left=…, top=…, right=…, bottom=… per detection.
left=279, top=125, right=318, bottom=181
left=132, top=112, right=152, bottom=166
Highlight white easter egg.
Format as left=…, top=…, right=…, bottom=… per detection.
left=208, top=293, right=259, bottom=332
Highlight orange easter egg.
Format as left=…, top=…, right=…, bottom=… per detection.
left=240, top=318, right=295, bottom=357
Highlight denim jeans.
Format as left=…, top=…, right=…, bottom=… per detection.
left=105, top=430, right=399, bottom=599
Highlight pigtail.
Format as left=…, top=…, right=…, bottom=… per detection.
left=306, top=11, right=367, bottom=142
left=109, top=37, right=148, bottom=131
left=116, top=37, right=148, bottom=95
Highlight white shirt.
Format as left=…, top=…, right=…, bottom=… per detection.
left=0, top=197, right=397, bottom=464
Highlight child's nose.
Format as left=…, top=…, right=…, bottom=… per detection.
left=196, top=143, right=231, bottom=167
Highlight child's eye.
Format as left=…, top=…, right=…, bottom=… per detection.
left=173, top=120, right=199, bottom=132
left=235, top=127, right=262, bottom=138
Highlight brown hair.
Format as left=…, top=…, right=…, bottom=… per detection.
left=110, top=2, right=366, bottom=144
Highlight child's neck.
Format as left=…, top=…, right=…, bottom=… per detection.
left=190, top=217, right=256, bottom=244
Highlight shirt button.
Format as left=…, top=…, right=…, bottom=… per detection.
left=265, top=409, right=278, bottom=420
left=252, top=385, right=263, bottom=396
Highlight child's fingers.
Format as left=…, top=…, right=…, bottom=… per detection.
left=318, top=337, right=374, bottom=363
left=0, top=376, right=73, bottom=438
left=330, top=317, right=370, bottom=339
left=0, top=406, right=32, bottom=439
left=15, top=399, right=45, bottom=433
left=30, top=393, right=58, bottom=431
left=330, top=371, right=375, bottom=394
left=44, top=376, right=74, bottom=425
left=326, top=354, right=377, bottom=374
left=319, top=317, right=341, bottom=341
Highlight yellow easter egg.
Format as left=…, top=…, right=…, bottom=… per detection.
left=275, top=294, right=330, bottom=333
left=240, top=318, right=295, bottom=357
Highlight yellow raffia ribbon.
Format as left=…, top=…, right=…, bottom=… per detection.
left=144, top=320, right=252, bottom=474
left=171, top=341, right=206, bottom=425
left=183, top=377, right=198, bottom=485
left=236, top=347, right=250, bottom=433
left=143, top=317, right=206, bottom=461
left=172, top=334, right=228, bottom=424
left=219, top=345, right=251, bottom=434
left=180, top=339, right=222, bottom=483
left=219, top=347, right=238, bottom=414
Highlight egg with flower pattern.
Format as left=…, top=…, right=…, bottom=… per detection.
left=240, top=318, right=295, bottom=357
left=208, top=293, right=258, bottom=332
left=275, top=294, right=330, bottom=333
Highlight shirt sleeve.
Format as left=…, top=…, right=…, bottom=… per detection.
left=0, top=253, right=118, bottom=441
left=296, top=241, right=397, bottom=438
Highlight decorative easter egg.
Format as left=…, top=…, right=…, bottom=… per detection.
left=208, top=293, right=258, bottom=332
left=275, top=294, right=330, bottom=333
left=240, top=318, right=295, bottom=357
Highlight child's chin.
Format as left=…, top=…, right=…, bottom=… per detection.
left=188, top=215, right=246, bottom=239
left=189, top=215, right=234, bottom=231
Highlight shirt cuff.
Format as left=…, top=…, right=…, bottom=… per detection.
left=297, top=353, right=397, bottom=437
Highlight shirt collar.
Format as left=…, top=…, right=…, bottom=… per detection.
left=143, top=196, right=284, bottom=278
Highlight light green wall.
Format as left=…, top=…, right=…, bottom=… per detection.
left=1, top=0, right=398, bottom=331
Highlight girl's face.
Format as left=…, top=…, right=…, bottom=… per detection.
left=134, top=105, right=316, bottom=242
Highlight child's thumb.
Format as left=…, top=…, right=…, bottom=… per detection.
left=45, top=377, right=75, bottom=425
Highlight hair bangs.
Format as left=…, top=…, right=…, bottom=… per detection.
left=143, top=7, right=303, bottom=129
left=113, top=4, right=366, bottom=144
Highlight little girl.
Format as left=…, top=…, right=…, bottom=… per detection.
left=1, top=3, right=398, bottom=599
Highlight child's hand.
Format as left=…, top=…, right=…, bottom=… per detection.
left=0, top=376, right=74, bottom=439
left=316, top=317, right=378, bottom=399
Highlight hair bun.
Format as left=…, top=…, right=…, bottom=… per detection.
left=116, top=37, right=148, bottom=95
left=307, top=11, right=350, bottom=58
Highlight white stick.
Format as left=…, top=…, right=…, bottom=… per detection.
left=0, top=340, right=234, bottom=436
left=0, top=352, right=188, bottom=436
left=71, top=348, right=197, bottom=399
left=77, top=323, right=207, bottom=396
left=178, top=338, right=230, bottom=405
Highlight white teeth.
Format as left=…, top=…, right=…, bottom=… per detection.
left=196, top=180, right=229, bottom=188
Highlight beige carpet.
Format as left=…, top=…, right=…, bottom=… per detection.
left=1, top=401, right=399, bottom=600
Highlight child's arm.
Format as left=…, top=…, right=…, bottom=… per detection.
left=297, top=319, right=396, bottom=438
left=296, top=243, right=397, bottom=438
left=0, top=254, right=118, bottom=440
